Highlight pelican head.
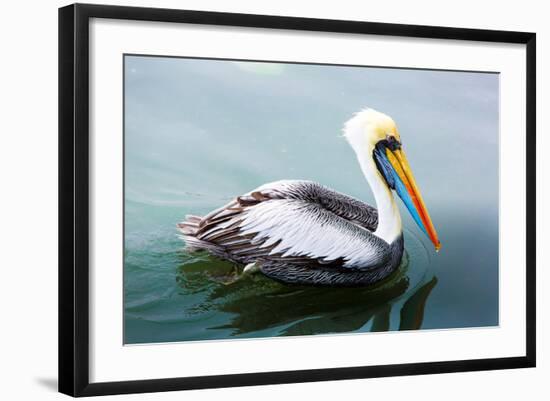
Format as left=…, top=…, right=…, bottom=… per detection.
left=344, top=108, right=441, bottom=251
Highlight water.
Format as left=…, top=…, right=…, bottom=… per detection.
left=124, top=56, right=499, bottom=344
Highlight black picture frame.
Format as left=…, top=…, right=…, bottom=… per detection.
left=59, top=3, right=536, bottom=397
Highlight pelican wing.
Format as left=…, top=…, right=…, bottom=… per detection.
left=236, top=199, right=388, bottom=267
left=255, top=180, right=378, bottom=232
left=179, top=180, right=388, bottom=269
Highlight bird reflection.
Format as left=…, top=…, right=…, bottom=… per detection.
left=176, top=252, right=438, bottom=337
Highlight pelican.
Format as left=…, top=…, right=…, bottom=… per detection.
left=178, top=108, right=440, bottom=286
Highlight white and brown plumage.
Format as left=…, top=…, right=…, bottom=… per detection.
left=178, top=109, right=440, bottom=286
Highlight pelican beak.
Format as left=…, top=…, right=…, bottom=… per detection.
left=385, top=147, right=441, bottom=251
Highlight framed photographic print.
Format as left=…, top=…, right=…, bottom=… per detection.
left=58, top=3, right=536, bottom=397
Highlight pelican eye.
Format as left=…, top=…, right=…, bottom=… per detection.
left=381, top=135, right=401, bottom=151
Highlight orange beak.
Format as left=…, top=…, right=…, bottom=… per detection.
left=385, top=147, right=441, bottom=251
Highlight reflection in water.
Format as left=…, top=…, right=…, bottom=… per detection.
left=400, top=276, right=438, bottom=330
left=175, top=251, right=438, bottom=338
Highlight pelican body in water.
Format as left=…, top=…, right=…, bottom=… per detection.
left=178, top=109, right=440, bottom=286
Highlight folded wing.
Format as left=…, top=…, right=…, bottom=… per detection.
left=179, top=180, right=388, bottom=270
